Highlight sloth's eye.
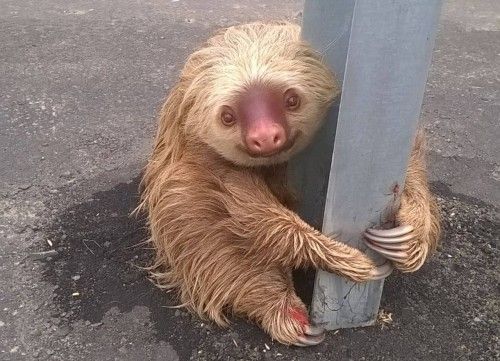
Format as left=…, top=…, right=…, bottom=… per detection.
left=285, top=90, right=300, bottom=110
left=221, top=108, right=236, bottom=126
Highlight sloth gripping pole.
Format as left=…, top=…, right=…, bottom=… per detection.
left=288, top=0, right=442, bottom=329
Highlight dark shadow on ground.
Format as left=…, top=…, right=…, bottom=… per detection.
left=42, top=177, right=499, bottom=360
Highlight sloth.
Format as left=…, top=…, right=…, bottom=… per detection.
left=139, top=22, right=441, bottom=346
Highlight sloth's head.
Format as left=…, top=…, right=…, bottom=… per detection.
left=180, top=22, right=339, bottom=167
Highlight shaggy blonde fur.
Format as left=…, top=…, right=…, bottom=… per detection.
left=139, top=22, right=441, bottom=345
left=396, top=131, right=441, bottom=272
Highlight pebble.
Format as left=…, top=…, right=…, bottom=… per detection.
left=0, top=321, right=4, bottom=327
left=71, top=275, right=81, bottom=281
left=56, top=325, right=70, bottom=337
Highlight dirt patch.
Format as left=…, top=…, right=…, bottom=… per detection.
left=40, top=178, right=499, bottom=360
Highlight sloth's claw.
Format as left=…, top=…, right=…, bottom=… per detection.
left=304, top=325, right=325, bottom=337
left=363, top=232, right=414, bottom=245
left=364, top=225, right=414, bottom=262
left=293, top=332, right=325, bottom=347
left=365, top=225, right=414, bottom=238
left=365, top=241, right=408, bottom=261
left=368, top=261, right=393, bottom=280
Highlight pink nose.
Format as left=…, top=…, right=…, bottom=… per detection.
left=245, top=122, right=286, bottom=155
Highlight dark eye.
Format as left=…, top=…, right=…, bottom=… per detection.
left=221, top=107, right=236, bottom=126
left=285, top=90, right=300, bottom=111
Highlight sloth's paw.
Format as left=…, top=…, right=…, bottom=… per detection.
left=287, top=307, right=325, bottom=347
left=364, top=224, right=431, bottom=272
left=266, top=306, right=325, bottom=347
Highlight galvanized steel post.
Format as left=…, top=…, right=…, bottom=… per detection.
left=289, top=0, right=442, bottom=329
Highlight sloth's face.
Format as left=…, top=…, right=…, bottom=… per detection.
left=183, top=23, right=339, bottom=167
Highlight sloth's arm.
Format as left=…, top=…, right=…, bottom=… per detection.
left=223, top=172, right=391, bottom=282
left=364, top=130, right=441, bottom=272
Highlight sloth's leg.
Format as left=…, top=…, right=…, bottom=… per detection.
left=232, top=264, right=325, bottom=347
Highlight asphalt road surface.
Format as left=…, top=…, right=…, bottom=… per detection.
left=1, top=0, right=498, bottom=360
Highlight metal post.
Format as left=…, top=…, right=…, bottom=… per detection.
left=289, top=0, right=442, bottom=329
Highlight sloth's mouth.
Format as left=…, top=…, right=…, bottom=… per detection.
left=241, top=131, right=300, bottom=159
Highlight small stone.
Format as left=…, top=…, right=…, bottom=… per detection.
left=18, top=184, right=32, bottom=190
left=56, top=326, right=70, bottom=337
left=85, top=320, right=91, bottom=326
left=118, top=346, right=127, bottom=354
left=174, top=310, right=181, bottom=317
left=103, top=241, right=111, bottom=248
left=473, top=317, right=481, bottom=322
left=46, top=349, right=54, bottom=356
left=10, top=346, right=19, bottom=353
left=0, top=321, right=4, bottom=327
left=71, top=275, right=81, bottom=281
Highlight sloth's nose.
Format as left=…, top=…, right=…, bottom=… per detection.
left=245, top=121, right=286, bottom=156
